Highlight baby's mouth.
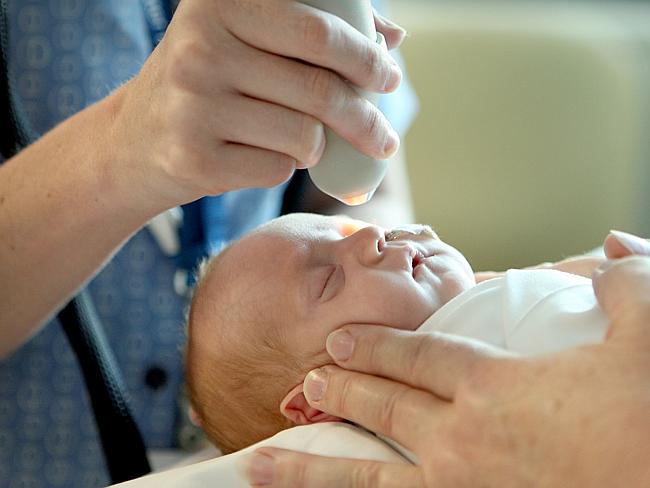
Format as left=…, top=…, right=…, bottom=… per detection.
left=410, top=248, right=426, bottom=276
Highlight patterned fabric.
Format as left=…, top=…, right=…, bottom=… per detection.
left=0, top=1, right=416, bottom=487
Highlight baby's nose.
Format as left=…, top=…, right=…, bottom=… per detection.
left=344, top=225, right=385, bottom=264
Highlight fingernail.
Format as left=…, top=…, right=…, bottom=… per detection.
left=244, top=451, right=275, bottom=486
left=327, top=330, right=355, bottom=362
left=377, top=12, right=407, bottom=34
left=383, top=128, right=400, bottom=157
left=304, top=368, right=328, bottom=403
left=592, top=259, right=615, bottom=281
left=384, top=63, right=402, bottom=92
left=298, top=125, right=326, bottom=170
left=315, top=123, right=326, bottom=154
left=610, top=230, right=650, bottom=256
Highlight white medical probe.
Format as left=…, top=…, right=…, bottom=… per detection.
left=301, top=0, right=390, bottom=206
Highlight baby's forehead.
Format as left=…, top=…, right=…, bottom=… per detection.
left=247, top=213, right=352, bottom=248
left=216, top=213, right=367, bottom=293
left=216, top=214, right=331, bottom=280
left=203, top=216, right=333, bottom=334
left=263, top=213, right=341, bottom=237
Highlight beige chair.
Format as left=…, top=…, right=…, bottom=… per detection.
left=392, top=1, right=650, bottom=270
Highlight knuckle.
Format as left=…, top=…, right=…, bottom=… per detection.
left=377, top=386, right=408, bottom=439
left=305, top=68, right=338, bottom=116
left=363, top=329, right=386, bottom=368
left=297, top=115, right=324, bottom=165
left=159, top=140, right=201, bottom=185
left=166, top=39, right=205, bottom=91
left=407, top=334, right=436, bottom=380
left=264, top=155, right=296, bottom=188
left=355, top=463, right=382, bottom=487
left=300, top=13, right=334, bottom=57
left=361, top=44, right=384, bottom=85
left=291, top=459, right=310, bottom=488
left=460, top=353, right=508, bottom=397
left=361, top=107, right=386, bottom=147
left=334, top=374, right=356, bottom=415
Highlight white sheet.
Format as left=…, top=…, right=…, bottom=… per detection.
left=114, top=423, right=407, bottom=487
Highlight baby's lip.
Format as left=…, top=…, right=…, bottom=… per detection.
left=409, top=247, right=426, bottom=276
left=385, top=227, right=442, bottom=262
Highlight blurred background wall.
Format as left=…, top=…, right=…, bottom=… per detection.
left=391, top=0, right=650, bottom=271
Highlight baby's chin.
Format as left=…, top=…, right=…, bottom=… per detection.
left=384, top=314, right=432, bottom=333
left=429, top=270, right=475, bottom=307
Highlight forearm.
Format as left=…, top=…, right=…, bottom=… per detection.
left=0, top=86, right=166, bottom=357
left=0, top=0, right=410, bottom=357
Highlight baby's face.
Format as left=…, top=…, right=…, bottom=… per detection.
left=217, top=214, right=475, bottom=370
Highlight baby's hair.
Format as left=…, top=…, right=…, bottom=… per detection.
left=185, top=247, right=303, bottom=453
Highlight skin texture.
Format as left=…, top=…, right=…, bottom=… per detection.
left=116, top=0, right=405, bottom=205
left=0, top=1, right=409, bottom=358
left=199, top=214, right=475, bottom=365
left=188, top=214, right=475, bottom=450
left=243, top=232, right=650, bottom=487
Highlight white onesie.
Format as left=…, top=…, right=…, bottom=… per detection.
left=116, top=269, right=608, bottom=487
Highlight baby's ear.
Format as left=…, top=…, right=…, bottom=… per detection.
left=188, top=406, right=203, bottom=427
left=280, top=384, right=341, bottom=425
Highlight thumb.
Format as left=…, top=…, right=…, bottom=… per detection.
left=604, top=230, right=650, bottom=259
left=593, top=257, right=650, bottom=343
left=373, top=9, right=407, bottom=50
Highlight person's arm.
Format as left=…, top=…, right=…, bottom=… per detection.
left=300, top=146, right=415, bottom=227
left=243, top=255, right=650, bottom=487
left=0, top=0, right=407, bottom=358
left=0, top=92, right=145, bottom=357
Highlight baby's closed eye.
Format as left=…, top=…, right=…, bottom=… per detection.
left=320, top=265, right=344, bottom=302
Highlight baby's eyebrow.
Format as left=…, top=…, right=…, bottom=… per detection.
left=286, top=238, right=315, bottom=308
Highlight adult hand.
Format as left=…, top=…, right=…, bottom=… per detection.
left=245, top=257, right=650, bottom=487
left=604, top=230, right=650, bottom=259
left=112, top=0, right=405, bottom=211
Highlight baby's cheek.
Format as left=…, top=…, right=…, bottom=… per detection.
left=387, top=294, right=435, bottom=331
left=440, top=271, right=474, bottom=304
left=344, top=282, right=430, bottom=330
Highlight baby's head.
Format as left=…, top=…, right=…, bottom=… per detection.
left=185, top=214, right=474, bottom=453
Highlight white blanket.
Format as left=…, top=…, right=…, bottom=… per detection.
left=115, top=269, right=608, bottom=487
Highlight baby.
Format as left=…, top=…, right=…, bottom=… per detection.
left=185, top=213, right=606, bottom=455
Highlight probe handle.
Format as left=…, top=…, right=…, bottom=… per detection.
left=302, top=0, right=389, bottom=205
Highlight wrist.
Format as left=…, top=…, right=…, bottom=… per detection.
left=98, top=82, right=188, bottom=219
left=107, top=71, right=212, bottom=214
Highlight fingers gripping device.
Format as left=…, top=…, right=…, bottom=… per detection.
left=302, top=0, right=390, bottom=206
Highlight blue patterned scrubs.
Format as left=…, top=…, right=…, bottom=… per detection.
left=0, top=1, right=417, bottom=486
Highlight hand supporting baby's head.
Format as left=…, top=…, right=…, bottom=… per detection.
left=185, top=214, right=475, bottom=453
